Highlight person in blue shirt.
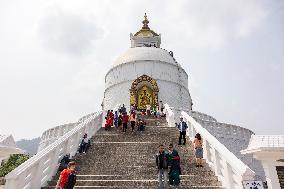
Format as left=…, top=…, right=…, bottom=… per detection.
left=114, top=111, right=119, bottom=128
left=176, top=117, right=188, bottom=145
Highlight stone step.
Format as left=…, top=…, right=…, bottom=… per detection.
left=43, top=117, right=222, bottom=189
left=47, top=178, right=221, bottom=187
left=43, top=186, right=224, bottom=189
left=76, top=167, right=216, bottom=177
left=49, top=172, right=218, bottom=185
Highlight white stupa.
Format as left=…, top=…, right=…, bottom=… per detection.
left=102, top=13, right=192, bottom=112
left=38, top=14, right=265, bottom=183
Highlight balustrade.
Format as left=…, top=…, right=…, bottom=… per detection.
left=5, top=112, right=102, bottom=189
left=163, top=103, right=255, bottom=189
left=181, top=111, right=255, bottom=189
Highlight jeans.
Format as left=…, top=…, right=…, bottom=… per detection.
left=158, top=169, right=168, bottom=189
left=179, top=131, right=186, bottom=144
left=131, top=121, right=135, bottom=132
left=122, top=123, right=127, bottom=132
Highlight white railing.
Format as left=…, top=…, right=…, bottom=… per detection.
left=38, top=123, right=76, bottom=152
left=163, top=104, right=175, bottom=127
left=181, top=111, right=255, bottom=189
left=5, top=111, right=102, bottom=189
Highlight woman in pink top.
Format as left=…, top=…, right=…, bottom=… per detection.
left=130, top=111, right=137, bottom=133
left=193, top=133, right=203, bottom=167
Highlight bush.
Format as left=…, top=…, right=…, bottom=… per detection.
left=0, top=154, right=29, bottom=177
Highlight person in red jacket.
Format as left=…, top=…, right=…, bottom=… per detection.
left=122, top=112, right=129, bottom=133
left=104, top=110, right=114, bottom=131
left=56, top=161, right=77, bottom=189
left=109, top=110, right=114, bottom=127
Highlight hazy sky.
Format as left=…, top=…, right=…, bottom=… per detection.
left=0, top=0, right=283, bottom=140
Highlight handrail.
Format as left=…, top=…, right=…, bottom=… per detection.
left=163, top=104, right=175, bottom=127
left=5, top=111, right=102, bottom=189
left=38, top=123, right=76, bottom=152
left=181, top=111, right=255, bottom=189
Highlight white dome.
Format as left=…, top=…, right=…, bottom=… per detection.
left=112, top=47, right=177, bottom=67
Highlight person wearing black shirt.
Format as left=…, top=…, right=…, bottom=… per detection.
left=156, top=144, right=169, bottom=189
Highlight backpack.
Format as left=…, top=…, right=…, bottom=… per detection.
left=64, top=171, right=76, bottom=189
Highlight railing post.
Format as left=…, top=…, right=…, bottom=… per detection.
left=31, top=159, right=44, bottom=189
left=70, top=131, right=81, bottom=157
left=47, top=147, right=61, bottom=184
left=211, top=148, right=222, bottom=181
left=203, top=139, right=209, bottom=164
left=222, top=159, right=233, bottom=189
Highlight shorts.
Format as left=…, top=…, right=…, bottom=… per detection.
left=195, top=147, right=203, bottom=158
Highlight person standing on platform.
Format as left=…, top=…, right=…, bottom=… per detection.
left=104, top=111, right=112, bottom=131
left=146, top=104, right=151, bottom=116
left=122, top=112, right=129, bottom=133
left=118, top=112, right=123, bottom=131
left=137, top=118, right=142, bottom=131
left=130, top=104, right=135, bottom=112
left=109, top=110, right=114, bottom=128
left=114, top=111, right=118, bottom=128
left=130, top=111, right=137, bottom=133
left=176, top=117, right=188, bottom=145
left=160, top=101, right=165, bottom=116
left=156, top=144, right=169, bottom=189
left=121, top=104, right=126, bottom=114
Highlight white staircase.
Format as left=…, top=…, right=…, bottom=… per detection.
left=4, top=105, right=256, bottom=189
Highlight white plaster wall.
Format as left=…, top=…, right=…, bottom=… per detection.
left=103, top=59, right=191, bottom=111
left=105, top=60, right=188, bottom=90
left=104, top=81, right=131, bottom=111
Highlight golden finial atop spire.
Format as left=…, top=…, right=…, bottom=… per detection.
left=142, top=13, right=150, bottom=30
left=134, top=13, right=158, bottom=37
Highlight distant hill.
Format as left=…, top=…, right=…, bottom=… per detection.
left=16, top=137, right=40, bottom=155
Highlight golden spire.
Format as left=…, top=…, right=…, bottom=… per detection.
left=134, top=13, right=158, bottom=37
left=142, top=13, right=150, bottom=30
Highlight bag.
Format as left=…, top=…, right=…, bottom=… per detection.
left=64, top=171, right=76, bottom=189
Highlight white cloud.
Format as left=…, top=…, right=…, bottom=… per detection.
left=162, top=0, right=267, bottom=48
left=38, top=8, right=103, bottom=55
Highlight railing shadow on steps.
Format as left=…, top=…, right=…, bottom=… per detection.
left=4, top=111, right=102, bottom=189
left=163, top=104, right=255, bottom=189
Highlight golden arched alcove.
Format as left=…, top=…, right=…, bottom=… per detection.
left=130, top=75, right=159, bottom=110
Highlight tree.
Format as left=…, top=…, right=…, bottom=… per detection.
left=0, top=154, right=29, bottom=177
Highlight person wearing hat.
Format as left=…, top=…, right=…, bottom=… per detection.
left=176, top=117, right=188, bottom=145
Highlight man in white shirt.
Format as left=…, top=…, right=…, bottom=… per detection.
left=176, top=117, right=188, bottom=145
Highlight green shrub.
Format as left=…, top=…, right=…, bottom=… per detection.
left=0, top=154, right=29, bottom=177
